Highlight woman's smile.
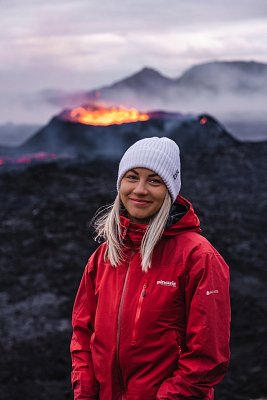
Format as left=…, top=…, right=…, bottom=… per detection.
left=128, top=198, right=153, bottom=205
left=120, top=168, right=167, bottom=224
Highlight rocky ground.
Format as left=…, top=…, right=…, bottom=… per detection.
left=0, top=140, right=267, bottom=400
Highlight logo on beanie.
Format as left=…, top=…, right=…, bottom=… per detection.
left=173, top=169, right=179, bottom=180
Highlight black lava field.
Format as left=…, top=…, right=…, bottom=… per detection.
left=0, top=140, right=267, bottom=400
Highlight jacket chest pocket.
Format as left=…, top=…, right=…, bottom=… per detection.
left=130, top=283, right=181, bottom=345
left=131, top=283, right=147, bottom=344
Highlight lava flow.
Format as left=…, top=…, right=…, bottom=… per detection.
left=65, top=105, right=150, bottom=126
left=0, top=152, right=57, bottom=167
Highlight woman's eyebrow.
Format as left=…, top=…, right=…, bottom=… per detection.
left=130, top=169, right=161, bottom=179
left=129, top=169, right=138, bottom=175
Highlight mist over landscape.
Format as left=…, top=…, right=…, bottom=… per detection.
left=1, top=60, right=266, bottom=145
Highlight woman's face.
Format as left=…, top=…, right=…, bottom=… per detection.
left=119, top=168, right=168, bottom=224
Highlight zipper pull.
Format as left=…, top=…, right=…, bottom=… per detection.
left=141, top=283, right=147, bottom=297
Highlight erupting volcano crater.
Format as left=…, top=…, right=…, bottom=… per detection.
left=0, top=104, right=237, bottom=166
left=62, top=104, right=150, bottom=126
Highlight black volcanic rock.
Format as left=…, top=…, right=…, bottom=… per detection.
left=0, top=140, right=266, bottom=400
left=9, top=112, right=236, bottom=160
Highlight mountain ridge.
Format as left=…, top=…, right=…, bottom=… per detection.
left=77, top=60, right=267, bottom=115
left=36, top=60, right=267, bottom=124
left=175, top=60, right=267, bottom=92
left=90, top=60, right=267, bottom=95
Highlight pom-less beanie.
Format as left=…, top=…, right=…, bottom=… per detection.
left=117, top=137, right=181, bottom=203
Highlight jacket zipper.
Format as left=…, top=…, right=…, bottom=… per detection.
left=131, top=283, right=147, bottom=343
left=116, top=251, right=133, bottom=398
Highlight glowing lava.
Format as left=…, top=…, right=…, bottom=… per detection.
left=0, top=152, right=57, bottom=167
left=67, top=105, right=149, bottom=126
left=199, top=117, right=208, bottom=125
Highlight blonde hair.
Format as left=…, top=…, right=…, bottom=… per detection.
left=93, top=192, right=172, bottom=272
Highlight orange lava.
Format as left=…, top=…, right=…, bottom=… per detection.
left=68, top=105, right=149, bottom=126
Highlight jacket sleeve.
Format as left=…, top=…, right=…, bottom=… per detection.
left=157, top=249, right=231, bottom=400
left=70, top=257, right=99, bottom=400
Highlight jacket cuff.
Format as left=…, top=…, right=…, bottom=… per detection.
left=72, top=371, right=99, bottom=399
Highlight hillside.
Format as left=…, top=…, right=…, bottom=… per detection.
left=0, top=113, right=237, bottom=162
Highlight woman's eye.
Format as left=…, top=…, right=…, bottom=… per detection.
left=126, top=175, right=138, bottom=181
left=149, top=179, right=162, bottom=185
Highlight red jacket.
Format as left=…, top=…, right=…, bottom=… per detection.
left=70, top=196, right=231, bottom=399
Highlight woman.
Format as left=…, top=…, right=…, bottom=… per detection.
left=70, top=137, right=231, bottom=400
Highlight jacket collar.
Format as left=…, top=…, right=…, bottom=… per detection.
left=119, top=195, right=201, bottom=246
left=164, top=195, right=202, bottom=237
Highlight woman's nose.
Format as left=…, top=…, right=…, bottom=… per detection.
left=133, top=180, right=148, bottom=195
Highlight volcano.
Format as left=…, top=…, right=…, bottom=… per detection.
left=0, top=106, right=237, bottom=164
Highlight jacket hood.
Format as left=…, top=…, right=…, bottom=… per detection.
left=164, top=195, right=202, bottom=237
left=119, top=195, right=201, bottom=246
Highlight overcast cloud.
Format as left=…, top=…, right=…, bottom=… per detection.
left=1, top=0, right=267, bottom=123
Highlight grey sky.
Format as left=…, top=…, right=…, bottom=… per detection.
left=1, top=0, right=267, bottom=123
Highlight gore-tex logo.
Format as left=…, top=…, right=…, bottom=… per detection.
left=157, top=280, right=176, bottom=287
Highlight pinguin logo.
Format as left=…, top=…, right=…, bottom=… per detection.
left=206, top=289, right=219, bottom=296
left=157, top=280, right=177, bottom=288
left=173, top=169, right=179, bottom=180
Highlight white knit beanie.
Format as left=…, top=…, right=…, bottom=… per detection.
left=117, top=137, right=181, bottom=203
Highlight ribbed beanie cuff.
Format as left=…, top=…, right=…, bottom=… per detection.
left=117, top=137, right=181, bottom=202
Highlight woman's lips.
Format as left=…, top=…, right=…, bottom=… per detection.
left=129, top=198, right=152, bottom=206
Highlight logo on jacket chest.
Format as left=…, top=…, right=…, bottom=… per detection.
left=156, top=280, right=177, bottom=288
